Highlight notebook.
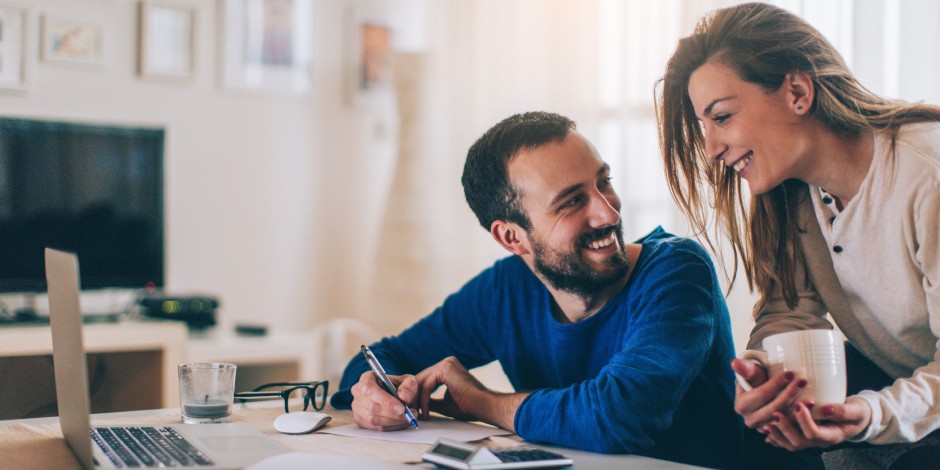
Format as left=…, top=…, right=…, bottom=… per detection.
left=45, top=247, right=285, bottom=469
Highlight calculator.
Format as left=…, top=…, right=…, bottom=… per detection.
left=422, top=438, right=573, bottom=469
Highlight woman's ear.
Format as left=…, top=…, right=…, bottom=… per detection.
left=786, top=72, right=815, bottom=115
left=490, top=220, right=530, bottom=256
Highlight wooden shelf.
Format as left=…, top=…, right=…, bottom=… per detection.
left=0, top=320, right=187, bottom=420
left=0, top=321, right=321, bottom=420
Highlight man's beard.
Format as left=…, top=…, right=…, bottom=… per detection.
left=530, top=225, right=630, bottom=298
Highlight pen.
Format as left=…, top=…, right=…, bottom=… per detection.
left=360, top=345, right=420, bottom=429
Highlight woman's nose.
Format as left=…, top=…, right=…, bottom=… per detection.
left=703, top=129, right=727, bottom=164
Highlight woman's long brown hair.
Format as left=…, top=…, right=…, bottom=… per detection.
left=655, top=2, right=940, bottom=315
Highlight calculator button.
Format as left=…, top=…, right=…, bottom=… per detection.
left=494, top=449, right=566, bottom=462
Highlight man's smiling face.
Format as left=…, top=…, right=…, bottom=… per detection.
left=508, top=131, right=629, bottom=296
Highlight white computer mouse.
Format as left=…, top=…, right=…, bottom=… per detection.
left=273, top=411, right=332, bottom=434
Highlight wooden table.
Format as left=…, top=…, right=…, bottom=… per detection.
left=0, top=403, right=704, bottom=469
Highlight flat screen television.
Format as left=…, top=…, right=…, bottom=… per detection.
left=0, top=118, right=164, bottom=293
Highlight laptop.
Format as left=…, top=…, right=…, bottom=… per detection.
left=45, top=247, right=284, bottom=469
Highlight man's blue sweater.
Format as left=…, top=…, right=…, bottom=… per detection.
left=331, top=227, right=743, bottom=469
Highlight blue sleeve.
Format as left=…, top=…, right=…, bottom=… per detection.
left=514, top=243, right=723, bottom=453
left=330, top=263, right=503, bottom=409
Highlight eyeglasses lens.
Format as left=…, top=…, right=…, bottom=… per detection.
left=283, top=383, right=327, bottom=412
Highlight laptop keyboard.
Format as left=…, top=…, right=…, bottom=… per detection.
left=92, top=426, right=214, bottom=467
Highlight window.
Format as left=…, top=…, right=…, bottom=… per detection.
left=593, top=0, right=688, bottom=240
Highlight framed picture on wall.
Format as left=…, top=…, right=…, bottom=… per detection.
left=220, top=0, right=313, bottom=94
left=344, top=2, right=394, bottom=107
left=41, top=15, right=105, bottom=66
left=357, top=22, right=392, bottom=92
left=138, top=0, right=196, bottom=81
left=0, top=6, right=27, bottom=90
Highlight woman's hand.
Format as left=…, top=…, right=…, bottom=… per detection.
left=731, top=358, right=808, bottom=429
left=763, top=397, right=872, bottom=450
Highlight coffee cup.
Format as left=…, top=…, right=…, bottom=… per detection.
left=740, top=329, right=846, bottom=419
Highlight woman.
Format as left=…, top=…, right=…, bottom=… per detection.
left=656, top=2, right=940, bottom=468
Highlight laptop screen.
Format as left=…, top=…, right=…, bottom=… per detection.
left=45, top=248, right=96, bottom=469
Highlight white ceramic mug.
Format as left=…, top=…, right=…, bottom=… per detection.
left=740, top=329, right=846, bottom=419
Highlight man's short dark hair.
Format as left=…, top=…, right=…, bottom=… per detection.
left=462, top=111, right=576, bottom=231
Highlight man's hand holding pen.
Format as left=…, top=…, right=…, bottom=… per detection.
left=350, top=355, right=486, bottom=430
left=350, top=370, right=422, bottom=431
left=353, top=345, right=421, bottom=431
left=350, top=353, right=528, bottom=433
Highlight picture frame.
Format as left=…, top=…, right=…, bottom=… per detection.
left=220, top=0, right=313, bottom=94
left=41, top=14, right=105, bottom=66
left=344, top=3, right=394, bottom=107
left=138, top=0, right=196, bottom=81
left=0, top=6, right=27, bottom=90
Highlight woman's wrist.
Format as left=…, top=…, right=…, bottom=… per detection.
left=845, top=394, right=877, bottom=442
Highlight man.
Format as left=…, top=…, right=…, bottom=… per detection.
left=330, top=111, right=742, bottom=469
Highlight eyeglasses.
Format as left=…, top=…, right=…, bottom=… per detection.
left=234, top=380, right=329, bottom=413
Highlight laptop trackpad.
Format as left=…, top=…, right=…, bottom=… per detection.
left=200, top=436, right=281, bottom=452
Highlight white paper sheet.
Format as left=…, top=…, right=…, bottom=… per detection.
left=319, top=417, right=513, bottom=444
left=246, top=452, right=414, bottom=469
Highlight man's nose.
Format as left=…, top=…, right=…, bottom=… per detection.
left=588, top=192, right=620, bottom=228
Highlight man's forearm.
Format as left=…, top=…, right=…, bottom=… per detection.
left=467, top=390, right=529, bottom=432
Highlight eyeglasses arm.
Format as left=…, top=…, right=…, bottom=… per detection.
left=251, top=380, right=328, bottom=392
left=234, top=391, right=284, bottom=400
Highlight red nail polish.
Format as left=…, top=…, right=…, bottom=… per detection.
left=823, top=405, right=835, bottom=416
left=784, top=371, right=795, bottom=381
left=793, top=403, right=802, bottom=413
left=796, top=379, right=808, bottom=388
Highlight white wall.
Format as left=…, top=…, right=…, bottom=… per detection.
left=5, top=0, right=939, bottom=355
left=1, top=0, right=400, bottom=331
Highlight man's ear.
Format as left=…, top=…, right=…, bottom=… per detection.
left=490, top=220, right=530, bottom=256
left=785, top=72, right=815, bottom=115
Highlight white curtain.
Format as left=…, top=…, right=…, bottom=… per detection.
left=368, top=0, right=717, bottom=334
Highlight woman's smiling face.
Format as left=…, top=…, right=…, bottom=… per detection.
left=688, top=59, right=811, bottom=195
